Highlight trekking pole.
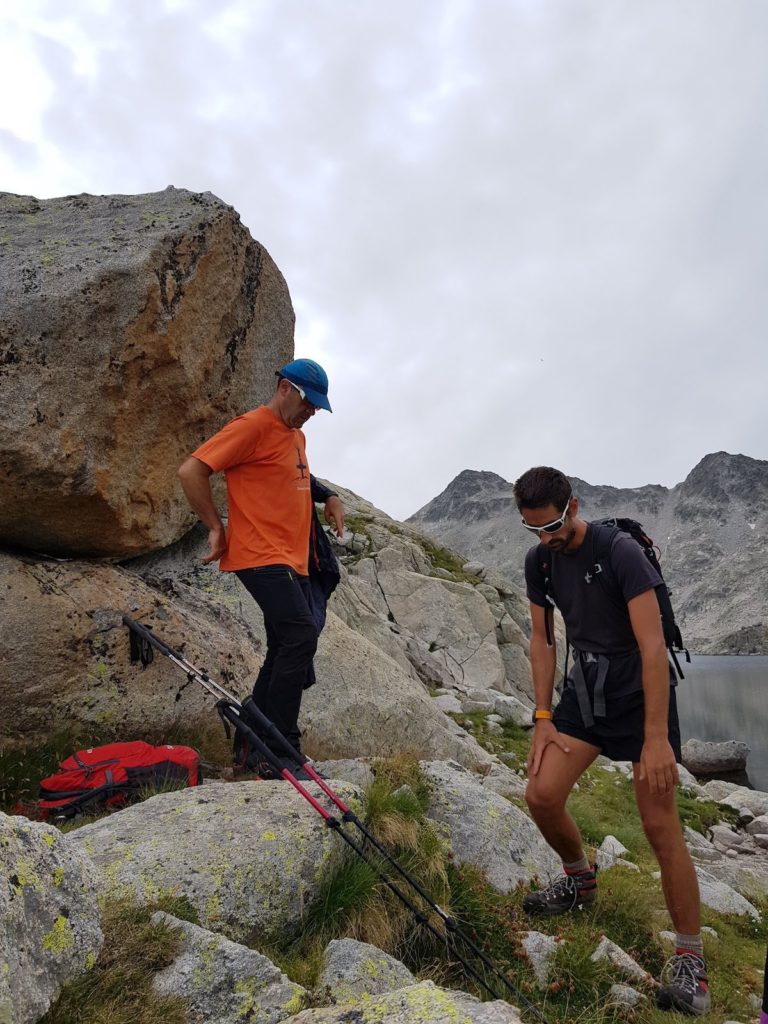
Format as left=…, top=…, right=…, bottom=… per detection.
left=213, top=701, right=514, bottom=1005
left=122, top=616, right=552, bottom=1023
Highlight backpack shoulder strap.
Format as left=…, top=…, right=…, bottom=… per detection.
left=534, top=543, right=557, bottom=647
left=588, top=521, right=623, bottom=596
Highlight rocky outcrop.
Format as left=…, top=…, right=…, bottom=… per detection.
left=323, top=484, right=537, bottom=705
left=303, top=613, right=493, bottom=769
left=1, top=813, right=103, bottom=1024
left=420, top=760, right=560, bottom=890
left=0, top=552, right=262, bottom=740
left=150, top=912, right=307, bottom=1023
left=408, top=453, right=768, bottom=653
left=317, top=938, right=416, bottom=1003
left=682, top=739, right=750, bottom=777
left=1, top=490, right=526, bottom=770
left=0, top=188, right=293, bottom=558
left=69, top=781, right=359, bottom=944
left=126, top=483, right=532, bottom=767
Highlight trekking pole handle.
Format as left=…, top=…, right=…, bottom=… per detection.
left=122, top=615, right=181, bottom=660
left=123, top=615, right=241, bottom=704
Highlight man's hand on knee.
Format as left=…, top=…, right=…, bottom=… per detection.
left=528, top=721, right=572, bottom=776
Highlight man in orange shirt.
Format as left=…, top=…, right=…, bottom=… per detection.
left=178, top=359, right=344, bottom=778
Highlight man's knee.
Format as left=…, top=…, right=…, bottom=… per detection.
left=639, top=808, right=683, bottom=856
left=526, top=780, right=567, bottom=820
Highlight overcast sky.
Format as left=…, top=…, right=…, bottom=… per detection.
left=2, top=1, right=767, bottom=520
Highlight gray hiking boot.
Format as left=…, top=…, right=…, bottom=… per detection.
left=657, top=953, right=710, bottom=1016
left=522, top=867, right=597, bottom=917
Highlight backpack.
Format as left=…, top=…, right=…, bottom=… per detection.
left=537, top=516, right=690, bottom=680
left=38, top=740, right=202, bottom=820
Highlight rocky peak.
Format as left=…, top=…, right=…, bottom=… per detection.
left=679, top=452, right=768, bottom=508
left=411, top=469, right=511, bottom=523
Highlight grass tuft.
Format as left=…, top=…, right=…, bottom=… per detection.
left=40, top=896, right=195, bottom=1024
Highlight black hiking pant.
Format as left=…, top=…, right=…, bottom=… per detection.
left=236, top=566, right=318, bottom=754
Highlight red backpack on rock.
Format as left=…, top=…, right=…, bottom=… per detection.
left=38, top=740, right=202, bottom=819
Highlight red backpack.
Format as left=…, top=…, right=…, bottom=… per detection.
left=38, top=740, right=202, bottom=819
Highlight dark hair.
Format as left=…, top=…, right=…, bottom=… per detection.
left=513, top=466, right=572, bottom=511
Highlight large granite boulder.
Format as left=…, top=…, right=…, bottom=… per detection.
left=0, top=188, right=293, bottom=558
left=1, top=813, right=103, bottom=1024
left=0, top=551, right=261, bottom=741
left=69, top=781, right=359, bottom=944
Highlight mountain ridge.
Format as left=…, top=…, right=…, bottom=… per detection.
left=408, top=452, right=768, bottom=654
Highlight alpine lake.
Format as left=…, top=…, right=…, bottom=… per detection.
left=675, top=654, right=768, bottom=792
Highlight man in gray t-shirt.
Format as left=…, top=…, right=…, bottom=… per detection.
left=514, top=465, right=708, bottom=1018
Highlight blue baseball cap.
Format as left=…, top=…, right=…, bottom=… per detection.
left=276, top=358, right=332, bottom=412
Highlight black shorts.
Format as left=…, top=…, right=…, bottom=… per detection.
left=553, top=685, right=682, bottom=764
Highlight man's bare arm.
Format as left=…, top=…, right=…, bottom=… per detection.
left=527, top=602, right=570, bottom=774
left=323, top=495, right=345, bottom=537
left=177, top=456, right=227, bottom=564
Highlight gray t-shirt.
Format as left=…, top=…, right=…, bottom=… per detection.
left=525, top=523, right=663, bottom=657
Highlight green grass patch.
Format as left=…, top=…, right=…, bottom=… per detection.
left=1, top=729, right=110, bottom=813
left=417, top=536, right=481, bottom=581
left=448, top=711, right=531, bottom=767
left=40, top=895, right=198, bottom=1024
left=341, top=513, right=373, bottom=537
left=676, top=788, right=741, bottom=833
left=263, top=758, right=455, bottom=990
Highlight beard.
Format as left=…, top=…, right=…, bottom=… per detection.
left=548, top=524, right=578, bottom=553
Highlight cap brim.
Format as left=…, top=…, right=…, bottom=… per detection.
left=304, top=389, right=332, bottom=412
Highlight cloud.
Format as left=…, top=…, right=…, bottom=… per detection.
left=3, top=0, right=768, bottom=518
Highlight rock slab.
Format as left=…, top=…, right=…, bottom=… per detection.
left=70, top=781, right=357, bottom=944
left=283, top=980, right=523, bottom=1022
left=318, top=938, right=416, bottom=1002
left=1, top=813, right=103, bottom=1024
left=421, top=760, right=559, bottom=891
left=0, top=553, right=262, bottom=741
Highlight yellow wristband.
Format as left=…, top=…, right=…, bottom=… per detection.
left=534, top=709, right=553, bottom=721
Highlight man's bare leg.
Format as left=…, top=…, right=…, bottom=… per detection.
left=525, top=735, right=600, bottom=860
left=632, top=765, right=700, bottom=933
left=634, top=765, right=710, bottom=1015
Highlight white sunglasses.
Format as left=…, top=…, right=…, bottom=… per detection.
left=520, top=497, right=572, bottom=535
left=284, top=378, right=317, bottom=409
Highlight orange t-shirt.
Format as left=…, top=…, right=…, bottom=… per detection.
left=192, top=406, right=312, bottom=574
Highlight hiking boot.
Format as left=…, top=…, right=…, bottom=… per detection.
left=522, top=866, right=597, bottom=917
left=657, top=953, right=710, bottom=1016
